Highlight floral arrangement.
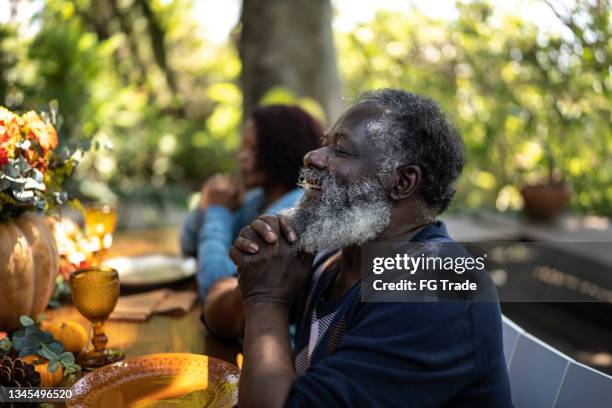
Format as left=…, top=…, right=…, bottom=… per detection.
left=0, top=105, right=80, bottom=222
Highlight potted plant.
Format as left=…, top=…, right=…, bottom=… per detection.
left=0, top=105, right=86, bottom=331
left=520, top=144, right=571, bottom=222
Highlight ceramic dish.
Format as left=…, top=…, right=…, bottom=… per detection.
left=68, top=353, right=239, bottom=408
left=103, top=255, right=196, bottom=288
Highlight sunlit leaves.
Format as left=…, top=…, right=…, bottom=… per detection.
left=336, top=1, right=611, bottom=215
left=259, top=87, right=327, bottom=124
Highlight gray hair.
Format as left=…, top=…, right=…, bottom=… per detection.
left=358, top=89, right=465, bottom=214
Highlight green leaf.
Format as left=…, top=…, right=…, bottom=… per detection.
left=19, top=346, right=37, bottom=357
left=48, top=359, right=59, bottom=373
left=48, top=299, right=61, bottom=309
left=48, top=341, right=64, bottom=354
left=20, top=315, right=35, bottom=327
left=42, top=331, right=54, bottom=343
left=39, top=343, right=59, bottom=360
left=12, top=335, right=25, bottom=350
left=25, top=325, right=40, bottom=337
left=59, top=352, right=75, bottom=366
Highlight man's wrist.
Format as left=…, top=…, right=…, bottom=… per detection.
left=243, top=301, right=291, bottom=334
left=243, top=296, right=290, bottom=318
left=243, top=294, right=291, bottom=311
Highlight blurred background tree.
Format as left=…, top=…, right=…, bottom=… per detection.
left=0, top=0, right=610, bottom=222
left=337, top=0, right=610, bottom=214
left=240, top=0, right=343, bottom=122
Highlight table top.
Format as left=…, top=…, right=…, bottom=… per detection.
left=45, top=227, right=241, bottom=380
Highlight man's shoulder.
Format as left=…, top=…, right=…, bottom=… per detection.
left=411, top=220, right=453, bottom=243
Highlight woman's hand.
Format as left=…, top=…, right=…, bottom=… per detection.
left=199, top=174, right=242, bottom=210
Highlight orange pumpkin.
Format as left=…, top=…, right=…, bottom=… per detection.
left=21, top=355, right=64, bottom=387
left=47, top=320, right=88, bottom=353
left=0, top=213, right=59, bottom=331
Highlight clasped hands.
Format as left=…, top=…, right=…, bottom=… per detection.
left=229, top=214, right=314, bottom=308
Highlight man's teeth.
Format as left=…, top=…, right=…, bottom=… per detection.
left=305, top=182, right=321, bottom=190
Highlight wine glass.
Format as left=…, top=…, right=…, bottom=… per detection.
left=83, top=203, right=117, bottom=265
left=69, top=267, right=124, bottom=368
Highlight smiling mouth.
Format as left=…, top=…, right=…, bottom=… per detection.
left=298, top=177, right=322, bottom=191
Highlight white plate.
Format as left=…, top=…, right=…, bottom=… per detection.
left=103, top=255, right=197, bottom=287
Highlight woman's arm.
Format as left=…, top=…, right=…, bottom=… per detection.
left=195, top=205, right=238, bottom=299
left=179, top=208, right=205, bottom=257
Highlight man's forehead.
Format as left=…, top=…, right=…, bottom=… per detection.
left=327, top=101, right=383, bottom=136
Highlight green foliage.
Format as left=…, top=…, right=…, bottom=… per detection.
left=11, top=315, right=80, bottom=379
left=1, top=0, right=609, bottom=215
left=1, top=0, right=243, bottom=208
left=337, top=1, right=611, bottom=214
left=260, top=87, right=327, bottom=124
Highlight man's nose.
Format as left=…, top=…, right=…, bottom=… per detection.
left=303, top=147, right=328, bottom=170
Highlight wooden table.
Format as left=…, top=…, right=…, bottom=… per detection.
left=45, top=227, right=241, bottom=372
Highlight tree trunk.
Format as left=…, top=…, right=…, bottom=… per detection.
left=239, top=0, right=344, bottom=124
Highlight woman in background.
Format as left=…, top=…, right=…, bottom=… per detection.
left=180, top=105, right=323, bottom=300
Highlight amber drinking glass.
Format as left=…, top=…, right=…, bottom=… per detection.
left=70, top=267, right=124, bottom=368
left=83, top=204, right=117, bottom=265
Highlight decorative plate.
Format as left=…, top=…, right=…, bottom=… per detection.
left=68, top=353, right=239, bottom=408
left=103, top=255, right=197, bottom=288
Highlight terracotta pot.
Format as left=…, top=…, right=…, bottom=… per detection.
left=0, top=213, right=59, bottom=332
left=520, top=183, right=571, bottom=222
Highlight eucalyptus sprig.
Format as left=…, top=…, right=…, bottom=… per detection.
left=11, top=315, right=81, bottom=380
left=39, top=343, right=80, bottom=379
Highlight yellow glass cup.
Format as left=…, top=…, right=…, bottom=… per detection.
left=83, top=204, right=117, bottom=264
left=70, top=267, right=124, bottom=368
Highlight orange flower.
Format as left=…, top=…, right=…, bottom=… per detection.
left=21, top=111, right=58, bottom=151
left=0, top=107, right=21, bottom=146
left=25, top=149, right=47, bottom=172
left=40, top=122, right=59, bottom=151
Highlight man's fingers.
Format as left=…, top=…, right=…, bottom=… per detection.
left=258, top=214, right=280, bottom=234
left=229, top=246, right=245, bottom=266
left=238, top=226, right=264, bottom=248
left=251, top=219, right=277, bottom=243
left=278, top=214, right=297, bottom=243
left=234, top=236, right=259, bottom=254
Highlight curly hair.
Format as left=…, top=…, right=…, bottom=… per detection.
left=358, top=89, right=465, bottom=214
left=250, top=105, right=323, bottom=190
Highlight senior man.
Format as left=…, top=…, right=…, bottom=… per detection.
left=203, top=89, right=512, bottom=407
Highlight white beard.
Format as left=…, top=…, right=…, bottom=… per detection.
left=284, top=170, right=392, bottom=254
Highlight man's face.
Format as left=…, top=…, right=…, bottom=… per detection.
left=286, top=102, right=394, bottom=253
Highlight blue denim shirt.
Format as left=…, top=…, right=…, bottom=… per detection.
left=180, top=187, right=302, bottom=300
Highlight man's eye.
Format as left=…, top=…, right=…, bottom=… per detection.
left=335, top=146, right=350, bottom=156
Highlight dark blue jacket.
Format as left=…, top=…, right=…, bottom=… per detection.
left=286, top=222, right=513, bottom=407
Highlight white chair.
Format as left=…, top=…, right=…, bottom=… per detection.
left=554, top=361, right=612, bottom=408
left=501, top=315, right=612, bottom=408
left=501, top=315, right=523, bottom=366
left=503, top=320, right=571, bottom=408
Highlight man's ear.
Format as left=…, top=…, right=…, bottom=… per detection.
left=389, top=165, right=421, bottom=201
